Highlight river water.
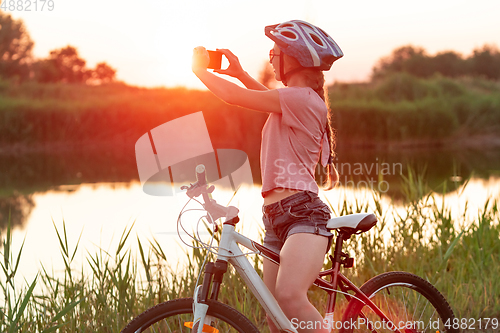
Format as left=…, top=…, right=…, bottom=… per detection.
left=1, top=146, right=499, bottom=286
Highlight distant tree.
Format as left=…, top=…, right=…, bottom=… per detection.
left=88, top=62, right=116, bottom=84
left=468, top=44, right=500, bottom=80
left=372, top=45, right=432, bottom=79
left=0, top=11, right=34, bottom=81
left=33, top=45, right=90, bottom=83
left=431, top=51, right=465, bottom=77
left=33, top=46, right=118, bottom=84
left=372, top=44, right=500, bottom=80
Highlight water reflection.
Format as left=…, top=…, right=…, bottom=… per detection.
left=0, top=146, right=136, bottom=231
left=7, top=181, right=264, bottom=285
left=6, top=176, right=499, bottom=288
left=1, top=146, right=500, bottom=233
left=0, top=193, right=35, bottom=230
left=334, top=146, right=500, bottom=197
left=0, top=146, right=137, bottom=197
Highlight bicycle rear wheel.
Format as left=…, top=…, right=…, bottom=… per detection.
left=121, top=298, right=259, bottom=333
left=341, top=271, right=458, bottom=333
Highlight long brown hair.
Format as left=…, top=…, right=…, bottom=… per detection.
left=301, top=69, right=338, bottom=190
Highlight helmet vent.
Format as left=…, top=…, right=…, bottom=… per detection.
left=302, top=23, right=315, bottom=30
left=280, top=31, right=297, bottom=40
left=318, top=27, right=328, bottom=36
left=310, top=33, right=324, bottom=46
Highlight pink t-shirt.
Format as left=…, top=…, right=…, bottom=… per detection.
left=261, top=87, right=330, bottom=195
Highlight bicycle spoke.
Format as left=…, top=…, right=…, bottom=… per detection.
left=402, top=287, right=408, bottom=324
left=416, top=298, right=429, bottom=324
left=411, top=293, right=422, bottom=322
left=176, top=315, right=181, bottom=332
left=423, top=309, right=437, bottom=332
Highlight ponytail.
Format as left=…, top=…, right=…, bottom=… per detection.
left=322, top=90, right=339, bottom=190
left=300, top=68, right=326, bottom=101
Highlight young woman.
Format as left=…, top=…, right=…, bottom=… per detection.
left=192, top=20, right=343, bottom=333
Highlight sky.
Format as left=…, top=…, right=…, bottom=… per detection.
left=9, top=0, right=500, bottom=89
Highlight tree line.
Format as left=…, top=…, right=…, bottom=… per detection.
left=0, top=11, right=116, bottom=84
left=2, top=10, right=499, bottom=86
left=373, top=44, right=500, bottom=80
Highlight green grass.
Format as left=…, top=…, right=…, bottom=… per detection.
left=0, top=172, right=499, bottom=332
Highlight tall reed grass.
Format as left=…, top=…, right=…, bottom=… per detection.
left=1, top=172, right=499, bottom=332
left=1, top=74, right=499, bottom=149
left=330, top=73, right=500, bottom=146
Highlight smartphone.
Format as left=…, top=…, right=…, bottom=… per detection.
left=207, top=50, right=222, bottom=70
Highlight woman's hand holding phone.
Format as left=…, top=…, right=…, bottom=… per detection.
left=193, top=47, right=266, bottom=90
left=213, top=49, right=245, bottom=79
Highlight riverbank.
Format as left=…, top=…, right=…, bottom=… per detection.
left=1, top=74, right=499, bottom=153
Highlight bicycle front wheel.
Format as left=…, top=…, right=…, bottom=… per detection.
left=121, top=298, right=260, bottom=333
left=341, top=271, right=458, bottom=333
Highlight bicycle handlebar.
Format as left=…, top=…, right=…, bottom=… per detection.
left=182, top=164, right=239, bottom=221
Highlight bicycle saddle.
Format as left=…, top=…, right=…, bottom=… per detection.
left=326, top=213, right=377, bottom=234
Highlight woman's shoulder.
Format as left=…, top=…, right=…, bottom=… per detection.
left=279, top=86, right=325, bottom=110
left=278, top=86, right=320, bottom=102
left=278, top=86, right=315, bottom=94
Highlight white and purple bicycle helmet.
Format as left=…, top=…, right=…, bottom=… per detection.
left=265, top=20, right=343, bottom=72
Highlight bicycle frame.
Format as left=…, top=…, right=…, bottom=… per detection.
left=194, top=221, right=296, bottom=332
left=192, top=218, right=402, bottom=333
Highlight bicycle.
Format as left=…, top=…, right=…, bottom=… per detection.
left=121, top=164, right=458, bottom=333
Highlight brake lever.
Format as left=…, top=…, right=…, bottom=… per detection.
left=180, top=183, right=199, bottom=198
left=181, top=183, right=214, bottom=198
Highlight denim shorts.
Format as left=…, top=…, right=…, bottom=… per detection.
left=262, top=191, right=333, bottom=254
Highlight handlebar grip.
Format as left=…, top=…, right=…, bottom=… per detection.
left=195, top=164, right=207, bottom=185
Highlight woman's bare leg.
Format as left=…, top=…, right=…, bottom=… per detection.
left=274, top=233, right=329, bottom=333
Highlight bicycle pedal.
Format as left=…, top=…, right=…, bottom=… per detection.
left=184, top=321, right=219, bottom=333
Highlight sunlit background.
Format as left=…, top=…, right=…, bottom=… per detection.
left=11, top=0, right=500, bottom=88
left=2, top=0, right=500, bottom=325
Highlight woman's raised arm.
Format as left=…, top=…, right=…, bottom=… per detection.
left=192, top=47, right=281, bottom=113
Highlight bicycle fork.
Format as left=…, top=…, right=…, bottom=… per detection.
left=191, top=286, right=210, bottom=333
left=190, top=260, right=228, bottom=333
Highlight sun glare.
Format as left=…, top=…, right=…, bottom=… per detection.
left=9, top=0, right=500, bottom=87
